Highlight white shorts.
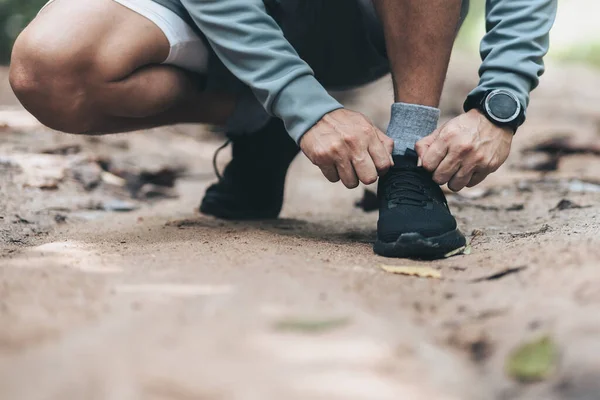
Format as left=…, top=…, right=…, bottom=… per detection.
left=41, top=0, right=209, bottom=73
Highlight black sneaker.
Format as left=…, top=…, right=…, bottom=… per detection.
left=200, top=119, right=300, bottom=220
left=374, top=149, right=466, bottom=259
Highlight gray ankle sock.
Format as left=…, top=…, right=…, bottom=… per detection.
left=387, top=102, right=440, bottom=156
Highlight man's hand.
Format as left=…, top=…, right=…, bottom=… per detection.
left=415, top=109, right=513, bottom=192
left=300, top=109, right=394, bottom=188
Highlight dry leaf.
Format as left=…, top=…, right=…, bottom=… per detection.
left=444, top=245, right=467, bottom=258
left=380, top=265, right=442, bottom=279
left=463, top=244, right=472, bottom=255
left=274, top=317, right=350, bottom=334
left=506, top=336, right=558, bottom=383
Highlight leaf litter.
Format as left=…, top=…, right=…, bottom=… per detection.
left=445, top=243, right=472, bottom=258
left=506, top=336, right=558, bottom=383
left=273, top=317, right=351, bottom=334
left=380, top=264, right=442, bottom=279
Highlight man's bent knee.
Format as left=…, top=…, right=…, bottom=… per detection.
left=9, top=31, right=97, bottom=134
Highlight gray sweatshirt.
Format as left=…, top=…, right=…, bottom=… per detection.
left=154, top=0, right=557, bottom=142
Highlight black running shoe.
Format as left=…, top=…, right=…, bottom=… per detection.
left=200, top=119, right=300, bottom=220
left=374, top=149, right=466, bottom=259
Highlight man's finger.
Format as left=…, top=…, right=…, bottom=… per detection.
left=336, top=160, right=360, bottom=189
left=466, top=171, right=488, bottom=188
left=448, top=167, right=475, bottom=192
left=351, top=153, right=379, bottom=185
left=368, top=136, right=394, bottom=175
left=432, top=155, right=461, bottom=186
left=415, top=137, right=433, bottom=157
left=415, top=128, right=441, bottom=158
left=319, top=164, right=340, bottom=183
left=377, top=131, right=395, bottom=155
left=420, top=139, right=448, bottom=173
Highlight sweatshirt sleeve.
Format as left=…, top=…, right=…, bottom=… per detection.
left=468, top=0, right=558, bottom=110
left=179, top=0, right=343, bottom=143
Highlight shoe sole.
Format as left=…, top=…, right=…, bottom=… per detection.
left=373, top=228, right=467, bottom=260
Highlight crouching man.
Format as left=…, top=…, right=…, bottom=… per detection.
left=10, top=0, right=557, bottom=259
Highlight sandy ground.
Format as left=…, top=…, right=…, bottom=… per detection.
left=1, top=56, right=600, bottom=400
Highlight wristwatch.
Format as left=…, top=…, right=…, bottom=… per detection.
left=464, top=89, right=526, bottom=133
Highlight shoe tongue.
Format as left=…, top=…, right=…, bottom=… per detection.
left=392, top=149, right=419, bottom=168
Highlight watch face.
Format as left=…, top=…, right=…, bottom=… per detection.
left=485, top=90, right=521, bottom=123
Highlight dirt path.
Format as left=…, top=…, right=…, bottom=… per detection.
left=1, top=59, right=600, bottom=399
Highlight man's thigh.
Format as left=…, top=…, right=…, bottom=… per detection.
left=20, top=0, right=171, bottom=81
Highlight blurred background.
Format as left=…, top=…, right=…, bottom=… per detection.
left=457, top=0, right=600, bottom=68
left=2, top=2, right=600, bottom=400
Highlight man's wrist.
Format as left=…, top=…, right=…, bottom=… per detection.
left=464, top=89, right=525, bottom=133
left=271, top=74, right=343, bottom=144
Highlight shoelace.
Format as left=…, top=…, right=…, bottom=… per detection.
left=386, top=169, right=433, bottom=207
left=212, top=139, right=231, bottom=181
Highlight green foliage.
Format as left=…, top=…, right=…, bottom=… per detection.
left=553, top=41, right=600, bottom=68
left=506, top=336, right=558, bottom=383
left=455, top=0, right=486, bottom=51
left=0, top=0, right=47, bottom=63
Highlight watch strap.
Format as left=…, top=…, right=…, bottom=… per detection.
left=464, top=90, right=525, bottom=133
